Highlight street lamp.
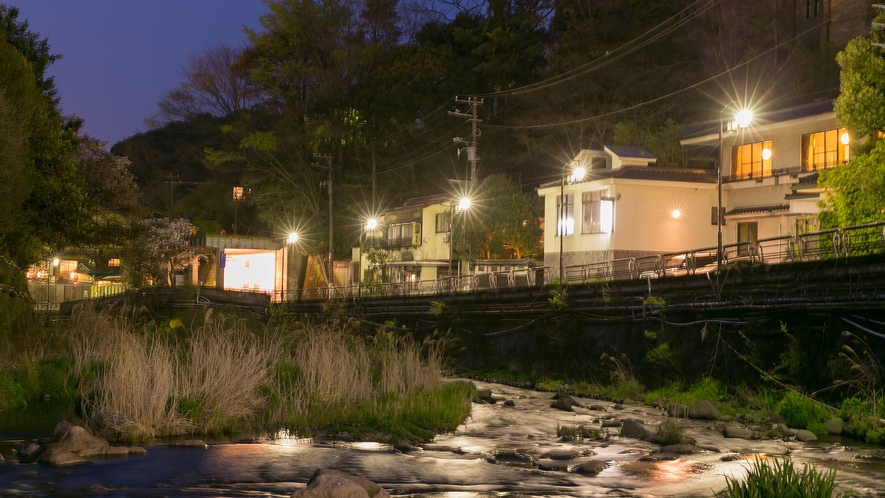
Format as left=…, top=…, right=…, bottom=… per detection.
left=455, top=197, right=471, bottom=284
left=559, top=163, right=585, bottom=283
left=717, top=103, right=752, bottom=276
left=287, top=232, right=299, bottom=244
left=358, top=218, right=378, bottom=297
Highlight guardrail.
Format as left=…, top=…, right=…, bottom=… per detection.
left=275, top=221, right=885, bottom=302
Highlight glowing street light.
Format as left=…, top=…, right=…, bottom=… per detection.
left=559, top=162, right=584, bottom=283
left=718, top=103, right=753, bottom=277
left=458, top=197, right=471, bottom=211
left=671, top=209, right=681, bottom=219
left=287, top=232, right=299, bottom=244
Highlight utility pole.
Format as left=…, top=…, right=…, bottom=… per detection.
left=312, top=155, right=334, bottom=297
left=449, top=97, right=483, bottom=183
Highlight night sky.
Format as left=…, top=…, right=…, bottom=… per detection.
left=14, top=0, right=268, bottom=146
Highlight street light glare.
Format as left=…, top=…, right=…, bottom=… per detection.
left=762, top=148, right=772, bottom=160
left=366, top=218, right=378, bottom=230
left=287, top=232, right=299, bottom=244
left=458, top=197, right=471, bottom=211
left=735, top=109, right=752, bottom=128
left=671, top=209, right=681, bottom=219
left=572, top=166, right=586, bottom=182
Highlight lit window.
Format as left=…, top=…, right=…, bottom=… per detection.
left=435, top=213, right=450, bottom=233
left=581, top=190, right=614, bottom=234
left=557, top=194, right=574, bottom=236
left=232, top=186, right=245, bottom=201
left=387, top=222, right=415, bottom=247
left=802, top=128, right=849, bottom=171
left=732, top=140, right=772, bottom=180
left=108, top=258, right=120, bottom=267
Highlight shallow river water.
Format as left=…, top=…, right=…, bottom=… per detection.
left=2, top=380, right=885, bottom=497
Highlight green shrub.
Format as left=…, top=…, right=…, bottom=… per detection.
left=0, top=372, right=27, bottom=410
left=839, top=396, right=885, bottom=444
left=718, top=457, right=843, bottom=498
left=777, top=392, right=831, bottom=436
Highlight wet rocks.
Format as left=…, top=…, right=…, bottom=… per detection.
left=572, top=460, right=607, bottom=475
left=22, top=421, right=146, bottom=467
left=474, top=388, right=496, bottom=404
left=292, top=468, right=390, bottom=498
left=795, top=429, right=818, bottom=442
left=550, top=393, right=578, bottom=412
left=687, top=401, right=720, bottom=420
left=658, top=444, right=703, bottom=455
left=601, top=419, right=622, bottom=428
left=825, top=418, right=845, bottom=435
left=171, top=439, right=208, bottom=449
left=93, top=410, right=143, bottom=444
left=723, top=424, right=755, bottom=439
left=490, top=450, right=534, bottom=466
left=538, top=449, right=583, bottom=460
left=620, top=418, right=653, bottom=440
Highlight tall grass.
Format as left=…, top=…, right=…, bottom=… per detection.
left=719, top=457, right=843, bottom=498
left=67, top=306, right=464, bottom=442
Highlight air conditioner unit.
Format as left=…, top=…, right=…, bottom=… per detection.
left=442, top=233, right=450, bottom=243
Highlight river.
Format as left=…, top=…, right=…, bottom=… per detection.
left=2, top=380, right=885, bottom=497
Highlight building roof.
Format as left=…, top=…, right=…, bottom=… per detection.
left=538, top=166, right=716, bottom=189
left=604, top=145, right=656, bottom=159
left=401, top=192, right=452, bottom=208
left=682, top=99, right=835, bottom=143
left=725, top=203, right=790, bottom=216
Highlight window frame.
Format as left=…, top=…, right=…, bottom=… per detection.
left=801, top=127, right=849, bottom=172
left=731, top=140, right=772, bottom=180
left=556, top=194, right=575, bottom=236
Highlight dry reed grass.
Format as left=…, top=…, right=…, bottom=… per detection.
left=67, top=306, right=452, bottom=439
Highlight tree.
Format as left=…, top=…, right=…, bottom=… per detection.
left=122, top=218, right=195, bottom=287
left=453, top=174, right=542, bottom=260
left=821, top=11, right=885, bottom=228
left=148, top=43, right=264, bottom=127
left=0, top=4, right=61, bottom=104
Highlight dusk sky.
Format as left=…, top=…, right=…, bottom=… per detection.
left=14, top=0, right=268, bottom=146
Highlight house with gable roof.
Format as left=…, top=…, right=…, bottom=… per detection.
left=537, top=145, right=718, bottom=278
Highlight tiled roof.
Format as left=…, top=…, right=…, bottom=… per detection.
left=401, top=192, right=452, bottom=207
left=726, top=203, right=790, bottom=216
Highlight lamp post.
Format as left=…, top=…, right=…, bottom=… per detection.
left=457, top=197, right=471, bottom=287
left=311, top=155, right=334, bottom=298
left=558, top=163, right=585, bottom=283
left=358, top=218, right=377, bottom=298
left=717, top=104, right=752, bottom=276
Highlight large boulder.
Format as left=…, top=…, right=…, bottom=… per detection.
left=723, top=424, right=754, bottom=439
left=687, top=400, right=720, bottom=420
left=620, top=419, right=653, bottom=440
left=292, top=469, right=390, bottom=498
left=795, top=429, right=818, bottom=442
left=573, top=460, right=607, bottom=475
left=23, top=421, right=146, bottom=467
left=825, top=418, right=845, bottom=435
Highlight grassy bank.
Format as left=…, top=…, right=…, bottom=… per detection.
left=1, top=305, right=473, bottom=443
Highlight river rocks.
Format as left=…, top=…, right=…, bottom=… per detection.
left=589, top=404, right=607, bottom=411
left=620, top=418, right=653, bottom=440
left=491, top=450, right=534, bottom=466
left=292, top=468, right=390, bottom=498
left=393, top=441, right=417, bottom=453
left=551, top=396, right=577, bottom=412
left=723, top=424, right=755, bottom=439
left=538, top=449, right=584, bottom=460
left=601, top=419, right=622, bottom=428
left=659, top=444, right=703, bottom=454
left=572, top=460, right=607, bottom=475
left=825, top=418, right=845, bottom=435
left=795, top=429, right=818, bottom=442
left=22, top=421, right=146, bottom=467
left=687, top=401, right=720, bottom=420
left=538, top=460, right=570, bottom=471
left=93, top=410, right=142, bottom=443
left=172, top=439, right=208, bottom=449
left=503, top=399, right=515, bottom=407
left=474, top=388, right=495, bottom=404
left=855, top=449, right=885, bottom=461
left=640, top=452, right=680, bottom=461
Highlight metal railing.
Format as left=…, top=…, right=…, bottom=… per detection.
left=271, top=221, right=885, bottom=302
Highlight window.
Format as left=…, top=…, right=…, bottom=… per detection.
left=387, top=222, right=414, bottom=247
left=435, top=212, right=450, bottom=233
left=556, top=194, right=574, bottom=236
left=732, top=140, right=772, bottom=180
left=737, top=222, right=758, bottom=256
left=108, top=258, right=120, bottom=267
left=232, top=186, right=245, bottom=201
left=802, top=128, right=849, bottom=171
left=582, top=190, right=613, bottom=234
left=806, top=0, right=820, bottom=18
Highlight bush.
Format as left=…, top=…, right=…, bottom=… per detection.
left=719, top=457, right=843, bottom=498
left=777, top=392, right=831, bottom=436
left=839, top=397, right=885, bottom=444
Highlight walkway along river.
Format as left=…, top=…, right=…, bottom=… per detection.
left=2, top=380, right=885, bottom=497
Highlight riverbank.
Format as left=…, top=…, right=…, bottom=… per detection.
left=3, top=379, right=885, bottom=496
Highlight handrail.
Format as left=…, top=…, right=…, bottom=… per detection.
left=275, top=221, right=885, bottom=301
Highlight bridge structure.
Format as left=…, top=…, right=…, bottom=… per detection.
left=273, top=221, right=885, bottom=317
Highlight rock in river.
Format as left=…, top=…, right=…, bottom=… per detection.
left=292, top=468, right=390, bottom=498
